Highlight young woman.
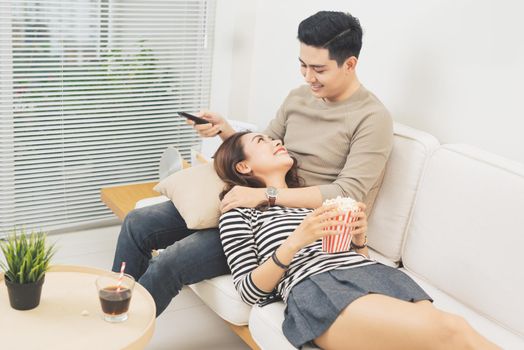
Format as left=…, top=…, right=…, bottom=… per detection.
left=214, top=131, right=500, bottom=350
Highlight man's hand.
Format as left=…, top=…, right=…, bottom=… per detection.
left=187, top=110, right=236, bottom=140
left=220, top=186, right=266, bottom=213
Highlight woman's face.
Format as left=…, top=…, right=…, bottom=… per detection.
left=238, top=133, right=293, bottom=178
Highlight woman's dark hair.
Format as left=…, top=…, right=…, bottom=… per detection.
left=297, top=11, right=363, bottom=66
left=213, top=131, right=304, bottom=200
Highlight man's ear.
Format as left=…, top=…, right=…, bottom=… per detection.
left=235, top=161, right=252, bottom=174
left=344, top=56, right=358, bottom=72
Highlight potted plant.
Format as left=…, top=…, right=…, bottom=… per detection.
left=0, top=229, right=56, bottom=310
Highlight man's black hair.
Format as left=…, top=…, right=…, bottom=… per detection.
left=298, top=11, right=363, bottom=66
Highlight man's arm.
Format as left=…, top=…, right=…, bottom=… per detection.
left=266, top=111, right=393, bottom=209
left=220, top=111, right=393, bottom=212
left=220, top=186, right=323, bottom=212
left=191, top=110, right=237, bottom=140
left=274, top=186, right=323, bottom=208
left=263, top=97, right=288, bottom=141
left=194, top=95, right=289, bottom=142
left=317, top=111, right=393, bottom=204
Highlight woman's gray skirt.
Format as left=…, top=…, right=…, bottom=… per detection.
left=282, top=263, right=433, bottom=348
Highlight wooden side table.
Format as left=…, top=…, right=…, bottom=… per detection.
left=100, top=159, right=191, bottom=221
left=101, top=181, right=160, bottom=221
left=0, top=265, right=156, bottom=350
left=99, top=156, right=260, bottom=350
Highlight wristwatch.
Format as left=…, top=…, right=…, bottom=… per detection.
left=266, top=186, right=278, bottom=206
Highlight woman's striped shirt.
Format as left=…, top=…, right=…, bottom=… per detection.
left=219, top=206, right=377, bottom=306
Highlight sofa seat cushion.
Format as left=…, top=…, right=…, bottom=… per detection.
left=248, top=248, right=396, bottom=350
left=189, top=247, right=394, bottom=330
left=401, top=269, right=524, bottom=349
left=402, top=145, right=524, bottom=342
left=188, top=275, right=251, bottom=326
left=249, top=302, right=302, bottom=350
left=249, top=266, right=524, bottom=350
left=367, top=123, right=439, bottom=263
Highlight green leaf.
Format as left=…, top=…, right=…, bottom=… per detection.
left=0, top=228, right=55, bottom=284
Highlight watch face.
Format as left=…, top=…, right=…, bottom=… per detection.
left=267, top=187, right=278, bottom=197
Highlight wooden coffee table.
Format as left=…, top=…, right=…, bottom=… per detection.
left=0, top=265, right=156, bottom=350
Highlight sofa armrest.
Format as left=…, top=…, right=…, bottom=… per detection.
left=100, top=181, right=160, bottom=220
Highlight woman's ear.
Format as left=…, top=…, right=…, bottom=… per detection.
left=235, top=161, right=252, bottom=174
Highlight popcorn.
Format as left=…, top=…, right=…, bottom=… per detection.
left=322, top=196, right=360, bottom=253
left=322, top=196, right=358, bottom=212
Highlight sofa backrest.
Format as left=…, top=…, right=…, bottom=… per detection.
left=402, top=144, right=524, bottom=337
left=367, top=123, right=439, bottom=263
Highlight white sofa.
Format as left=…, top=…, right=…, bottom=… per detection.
left=137, top=123, right=524, bottom=349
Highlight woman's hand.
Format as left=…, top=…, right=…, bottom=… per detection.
left=349, top=202, right=368, bottom=238
left=220, top=186, right=266, bottom=213
left=284, top=204, right=348, bottom=252
left=187, top=110, right=235, bottom=139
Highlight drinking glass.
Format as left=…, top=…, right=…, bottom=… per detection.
left=95, top=273, right=135, bottom=323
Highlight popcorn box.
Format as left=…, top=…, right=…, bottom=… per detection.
left=321, top=197, right=360, bottom=253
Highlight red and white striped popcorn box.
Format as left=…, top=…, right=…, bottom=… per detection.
left=322, top=207, right=360, bottom=253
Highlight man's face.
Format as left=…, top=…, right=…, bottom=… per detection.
left=299, top=43, right=354, bottom=102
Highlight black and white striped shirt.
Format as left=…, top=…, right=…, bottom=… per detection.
left=219, top=206, right=376, bottom=306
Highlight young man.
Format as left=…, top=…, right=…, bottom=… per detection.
left=112, top=11, right=393, bottom=316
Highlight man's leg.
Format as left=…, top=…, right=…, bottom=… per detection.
left=112, top=200, right=194, bottom=279
left=138, top=228, right=230, bottom=316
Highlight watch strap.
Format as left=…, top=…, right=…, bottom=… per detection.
left=266, top=187, right=277, bottom=206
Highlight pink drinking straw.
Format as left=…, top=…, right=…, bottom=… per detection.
left=117, top=261, right=126, bottom=292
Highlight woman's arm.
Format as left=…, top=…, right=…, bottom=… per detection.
left=219, top=206, right=347, bottom=304
left=219, top=208, right=294, bottom=303
left=351, top=232, right=369, bottom=258
left=250, top=243, right=296, bottom=293
left=348, top=203, right=370, bottom=258
left=219, top=209, right=273, bottom=305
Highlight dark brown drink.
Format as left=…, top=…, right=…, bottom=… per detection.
left=98, top=285, right=132, bottom=315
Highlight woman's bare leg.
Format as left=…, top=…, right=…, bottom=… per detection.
left=314, top=294, right=500, bottom=350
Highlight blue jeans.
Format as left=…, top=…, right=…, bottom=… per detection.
left=112, top=200, right=230, bottom=316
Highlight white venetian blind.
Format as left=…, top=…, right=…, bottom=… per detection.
left=0, top=0, right=216, bottom=235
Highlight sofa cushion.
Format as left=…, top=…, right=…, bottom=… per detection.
left=153, top=163, right=225, bottom=229
left=249, top=302, right=298, bottom=350
left=367, top=123, right=439, bottom=262
left=188, top=247, right=395, bottom=331
left=401, top=269, right=524, bottom=349
left=402, top=144, right=524, bottom=340
left=135, top=195, right=170, bottom=209
left=188, top=275, right=251, bottom=326
left=249, top=263, right=524, bottom=350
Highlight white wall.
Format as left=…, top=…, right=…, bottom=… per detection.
left=210, top=0, right=524, bottom=164
left=209, top=0, right=257, bottom=119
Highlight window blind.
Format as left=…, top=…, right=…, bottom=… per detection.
left=0, top=0, right=216, bottom=235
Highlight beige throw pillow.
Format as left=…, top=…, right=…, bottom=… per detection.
left=153, top=162, right=225, bottom=229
